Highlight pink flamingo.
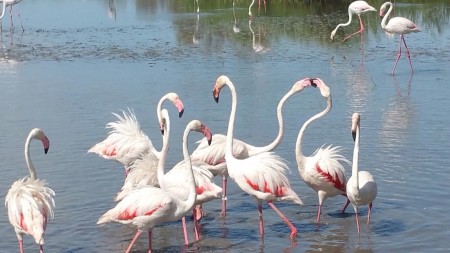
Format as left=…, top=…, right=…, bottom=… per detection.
left=330, top=1, right=377, bottom=42
left=347, top=113, right=377, bottom=234
left=0, top=0, right=24, bottom=31
left=97, top=120, right=212, bottom=253
left=6, top=128, right=55, bottom=253
left=88, top=92, right=184, bottom=175
left=294, top=78, right=350, bottom=223
left=192, top=75, right=312, bottom=217
left=380, top=1, right=421, bottom=75
left=213, top=75, right=303, bottom=239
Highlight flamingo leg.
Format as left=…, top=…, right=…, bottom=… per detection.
left=39, top=245, right=44, bottom=253
left=354, top=207, right=361, bottom=235
left=367, top=202, right=373, bottom=224
left=343, top=15, right=364, bottom=43
left=18, top=240, right=24, bottom=253
left=147, top=230, right=152, bottom=253
left=402, top=35, right=414, bottom=73
left=258, top=203, right=265, bottom=237
left=181, top=216, right=189, bottom=245
left=193, top=207, right=201, bottom=241
left=221, top=175, right=228, bottom=217
left=125, top=230, right=143, bottom=253
left=9, top=5, right=13, bottom=30
left=268, top=202, right=297, bottom=239
left=316, top=203, right=322, bottom=223
left=392, top=35, right=403, bottom=74
left=341, top=198, right=350, bottom=214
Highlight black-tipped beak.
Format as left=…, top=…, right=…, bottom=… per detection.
left=352, top=131, right=356, bottom=141
left=179, top=109, right=184, bottom=118
left=44, top=148, right=49, bottom=154
left=309, top=78, right=317, bottom=88
left=161, top=129, right=165, bottom=135
left=214, top=96, right=219, bottom=103
left=208, top=138, right=212, bottom=145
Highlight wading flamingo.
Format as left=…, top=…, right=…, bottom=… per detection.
left=5, top=128, right=55, bottom=253
left=192, top=75, right=313, bottom=217
left=88, top=92, right=184, bottom=175
left=380, top=1, right=421, bottom=74
left=330, top=1, right=376, bottom=42
left=0, top=0, right=24, bottom=31
left=248, top=0, right=266, bottom=17
left=213, top=75, right=303, bottom=239
left=295, top=78, right=350, bottom=223
left=347, top=113, right=377, bottom=234
left=97, top=120, right=212, bottom=253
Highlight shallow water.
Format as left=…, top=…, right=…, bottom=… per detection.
left=0, top=0, right=449, bottom=252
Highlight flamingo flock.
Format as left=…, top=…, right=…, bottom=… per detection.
left=6, top=1, right=428, bottom=252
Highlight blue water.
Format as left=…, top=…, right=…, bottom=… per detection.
left=0, top=0, right=449, bottom=252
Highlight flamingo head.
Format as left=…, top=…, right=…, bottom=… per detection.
left=30, top=128, right=50, bottom=154
left=309, top=78, right=330, bottom=98
left=291, top=78, right=317, bottom=94
left=351, top=112, right=360, bottom=141
left=189, top=120, right=213, bottom=145
left=167, top=93, right=185, bottom=118
left=213, top=75, right=231, bottom=103
left=379, top=2, right=390, bottom=18
left=330, top=30, right=337, bottom=42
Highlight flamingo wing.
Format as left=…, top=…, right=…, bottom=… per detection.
left=310, top=145, right=349, bottom=192
left=5, top=177, right=55, bottom=244
left=88, top=109, right=159, bottom=166
left=229, top=152, right=303, bottom=205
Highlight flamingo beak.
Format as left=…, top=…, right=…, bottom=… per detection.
left=44, top=148, right=49, bottom=154
left=179, top=109, right=184, bottom=118
left=352, top=130, right=356, bottom=141
left=213, top=88, right=220, bottom=103
left=309, top=78, right=317, bottom=88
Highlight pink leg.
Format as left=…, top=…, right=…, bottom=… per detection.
left=19, top=240, right=24, bottom=253
left=367, top=202, right=373, bottom=224
left=402, top=36, right=414, bottom=73
left=258, top=203, right=264, bottom=237
left=193, top=208, right=201, bottom=241
left=268, top=202, right=297, bottom=239
left=221, top=175, right=227, bottom=217
left=125, top=230, right=143, bottom=253
left=341, top=198, right=350, bottom=214
left=343, top=15, right=364, bottom=42
left=392, top=35, right=403, bottom=74
left=181, top=216, right=189, bottom=245
left=147, top=230, right=152, bottom=253
left=316, top=204, right=322, bottom=223
left=354, top=207, right=361, bottom=235
left=40, top=245, right=44, bottom=253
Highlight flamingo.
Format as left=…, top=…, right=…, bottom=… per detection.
left=248, top=0, right=266, bottom=17
left=330, top=1, right=377, bottom=42
left=192, top=75, right=312, bottom=217
left=0, top=0, right=24, bottom=31
left=5, top=128, right=55, bottom=253
left=294, top=78, right=350, bottom=223
left=380, top=1, right=421, bottom=75
left=213, top=75, right=303, bottom=239
left=116, top=109, right=221, bottom=242
left=88, top=92, right=184, bottom=175
left=97, top=119, right=213, bottom=253
left=347, top=113, right=377, bottom=234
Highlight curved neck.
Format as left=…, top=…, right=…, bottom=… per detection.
left=381, top=2, right=393, bottom=30
left=156, top=94, right=170, bottom=124
left=24, top=135, right=37, bottom=180
left=352, top=123, right=360, bottom=190
left=225, top=81, right=238, bottom=162
left=295, top=95, right=332, bottom=167
left=0, top=2, right=6, bottom=20
left=332, top=8, right=353, bottom=34
left=157, top=113, right=170, bottom=189
left=181, top=125, right=196, bottom=209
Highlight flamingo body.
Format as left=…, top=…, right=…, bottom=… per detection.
left=5, top=128, right=55, bottom=253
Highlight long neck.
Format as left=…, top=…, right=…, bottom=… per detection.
left=157, top=113, right=170, bottom=189
left=225, top=82, right=238, bottom=162
left=24, top=135, right=37, bottom=180
left=181, top=126, right=196, bottom=210
left=381, top=2, right=393, bottom=30
left=332, top=8, right=353, bottom=34
left=352, top=123, right=360, bottom=191
left=295, top=95, right=332, bottom=168
left=248, top=90, right=291, bottom=155
left=0, top=2, right=6, bottom=20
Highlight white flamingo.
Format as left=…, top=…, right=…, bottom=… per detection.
left=213, top=75, right=303, bottom=239
left=192, top=75, right=313, bottom=217
left=347, top=112, right=377, bottom=234
left=330, top=1, right=377, bottom=42
left=295, top=78, right=351, bottom=223
left=380, top=1, right=421, bottom=74
left=5, top=128, right=55, bottom=253
left=0, top=0, right=24, bottom=31
left=97, top=120, right=212, bottom=253
left=88, top=92, right=184, bottom=175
